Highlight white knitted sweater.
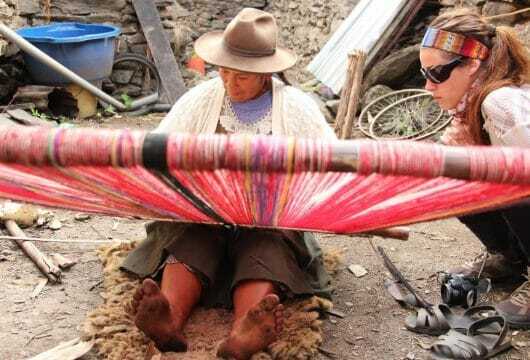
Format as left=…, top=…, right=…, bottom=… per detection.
left=154, top=77, right=336, bottom=140
left=482, top=84, right=530, bottom=147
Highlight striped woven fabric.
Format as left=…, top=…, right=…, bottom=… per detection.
left=421, top=27, right=490, bottom=60
left=0, top=126, right=529, bottom=234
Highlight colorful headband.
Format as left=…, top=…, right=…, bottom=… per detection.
left=421, top=27, right=490, bottom=60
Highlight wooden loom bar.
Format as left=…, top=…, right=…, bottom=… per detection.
left=0, top=126, right=529, bottom=184
left=335, top=51, right=367, bottom=139
left=5, top=219, right=62, bottom=283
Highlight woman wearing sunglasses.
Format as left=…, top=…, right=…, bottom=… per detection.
left=420, top=8, right=530, bottom=328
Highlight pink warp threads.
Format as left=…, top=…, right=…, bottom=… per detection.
left=0, top=126, right=530, bottom=233
left=468, top=146, right=530, bottom=184
left=0, top=126, right=529, bottom=184
left=0, top=125, right=49, bottom=165
left=294, top=138, right=333, bottom=173
left=0, top=126, right=145, bottom=167
left=53, top=128, right=144, bottom=167
left=357, top=140, right=445, bottom=179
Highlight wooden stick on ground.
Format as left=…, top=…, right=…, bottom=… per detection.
left=485, top=7, right=530, bottom=20
left=27, top=338, right=93, bottom=360
left=0, top=235, right=116, bottom=243
left=334, top=50, right=367, bottom=139
left=4, top=219, right=62, bottom=283
left=368, top=226, right=410, bottom=241
left=320, top=226, right=410, bottom=241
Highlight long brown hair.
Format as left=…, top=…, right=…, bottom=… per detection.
left=430, top=8, right=530, bottom=144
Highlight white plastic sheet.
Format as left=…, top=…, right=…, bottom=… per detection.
left=307, top=0, right=408, bottom=94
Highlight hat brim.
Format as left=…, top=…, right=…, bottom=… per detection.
left=194, top=31, right=297, bottom=74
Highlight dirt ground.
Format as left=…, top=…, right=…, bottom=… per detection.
left=0, top=115, right=529, bottom=360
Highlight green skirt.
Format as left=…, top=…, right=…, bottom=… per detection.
left=121, top=222, right=333, bottom=308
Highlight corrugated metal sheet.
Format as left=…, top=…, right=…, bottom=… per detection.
left=307, top=0, right=408, bottom=95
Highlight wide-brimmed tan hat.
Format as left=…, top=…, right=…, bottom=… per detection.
left=194, top=8, right=297, bottom=74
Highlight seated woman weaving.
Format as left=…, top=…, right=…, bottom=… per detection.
left=121, top=8, right=335, bottom=359
left=419, top=8, right=530, bottom=328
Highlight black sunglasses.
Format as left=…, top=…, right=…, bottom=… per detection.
left=420, top=57, right=463, bottom=84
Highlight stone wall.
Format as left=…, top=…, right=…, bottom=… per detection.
left=0, top=0, right=357, bottom=100
left=6, top=0, right=359, bottom=73
left=175, top=0, right=358, bottom=81
left=2, top=0, right=529, bottom=103
left=0, top=0, right=190, bottom=100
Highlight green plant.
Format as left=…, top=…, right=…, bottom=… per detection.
left=30, top=107, right=49, bottom=121
left=120, top=94, right=133, bottom=109
left=104, top=105, right=117, bottom=115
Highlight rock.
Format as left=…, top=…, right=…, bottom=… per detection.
left=162, top=20, right=175, bottom=29
left=110, top=0, right=127, bottom=11
left=18, top=0, right=40, bottom=16
left=74, top=213, right=91, bottom=221
left=130, top=44, right=148, bottom=55
left=363, top=45, right=421, bottom=90
left=360, top=85, right=393, bottom=111
left=36, top=215, right=48, bottom=227
left=48, top=218, right=62, bottom=230
left=0, top=202, right=39, bottom=227
left=126, top=33, right=146, bottom=45
left=168, top=2, right=191, bottom=18
left=348, top=264, right=368, bottom=278
left=439, top=0, right=482, bottom=6
left=482, top=2, right=520, bottom=26
left=326, top=99, right=340, bottom=116
left=515, top=21, right=530, bottom=49
left=210, top=19, right=225, bottom=30
left=120, top=24, right=137, bottom=35
left=117, top=38, right=129, bottom=54
left=51, top=253, right=77, bottom=269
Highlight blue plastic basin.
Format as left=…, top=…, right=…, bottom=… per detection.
left=17, top=23, right=121, bottom=85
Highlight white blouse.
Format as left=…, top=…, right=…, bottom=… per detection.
left=154, top=77, right=336, bottom=140
left=482, top=84, right=530, bottom=147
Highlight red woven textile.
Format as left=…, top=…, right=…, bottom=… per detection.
left=0, top=126, right=528, bottom=234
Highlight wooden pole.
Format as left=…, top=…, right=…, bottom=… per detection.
left=334, top=53, right=356, bottom=135
left=28, top=338, right=93, bottom=360
left=368, top=226, right=410, bottom=241
left=4, top=219, right=62, bottom=283
left=342, top=50, right=367, bottom=139
left=334, top=50, right=367, bottom=139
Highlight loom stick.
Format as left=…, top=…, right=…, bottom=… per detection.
left=336, top=51, right=366, bottom=139
left=0, top=235, right=117, bottom=244
left=4, top=219, right=62, bottom=283
left=367, top=226, right=409, bottom=241
left=376, top=245, right=433, bottom=311
left=27, top=338, right=93, bottom=360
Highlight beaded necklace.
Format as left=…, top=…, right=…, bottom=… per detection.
left=227, top=90, right=272, bottom=124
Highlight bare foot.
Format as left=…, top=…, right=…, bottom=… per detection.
left=130, top=279, right=187, bottom=352
left=217, top=294, right=284, bottom=360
